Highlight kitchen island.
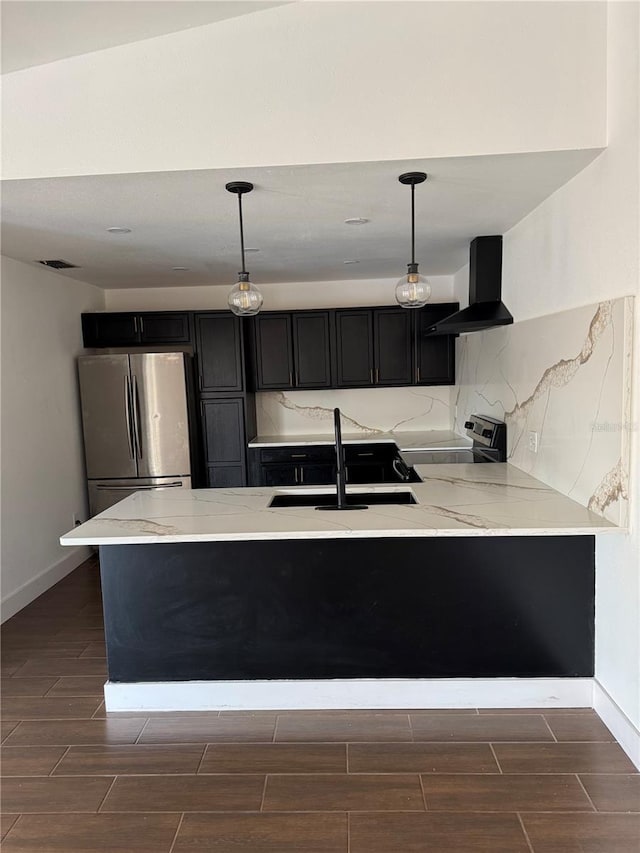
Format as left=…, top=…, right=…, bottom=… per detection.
left=61, top=463, right=620, bottom=712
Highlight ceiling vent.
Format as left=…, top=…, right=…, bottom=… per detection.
left=37, top=259, right=79, bottom=270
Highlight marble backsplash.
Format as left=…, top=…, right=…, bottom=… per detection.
left=256, top=386, right=454, bottom=435
left=453, top=297, right=634, bottom=526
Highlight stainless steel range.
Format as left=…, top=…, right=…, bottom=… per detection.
left=399, top=414, right=507, bottom=468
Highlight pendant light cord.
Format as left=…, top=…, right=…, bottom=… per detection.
left=410, top=182, right=415, bottom=266
left=237, top=192, right=246, bottom=274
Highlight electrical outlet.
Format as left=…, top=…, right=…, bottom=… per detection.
left=72, top=512, right=82, bottom=527
left=528, top=431, right=539, bottom=453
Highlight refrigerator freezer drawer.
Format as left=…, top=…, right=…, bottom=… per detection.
left=88, top=477, right=191, bottom=517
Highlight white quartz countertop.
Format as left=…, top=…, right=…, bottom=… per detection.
left=61, top=464, right=621, bottom=546
left=248, top=429, right=472, bottom=450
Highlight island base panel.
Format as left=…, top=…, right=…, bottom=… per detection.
left=99, top=536, right=594, bottom=683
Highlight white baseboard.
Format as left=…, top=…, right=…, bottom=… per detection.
left=593, top=679, right=640, bottom=770
left=104, top=677, right=594, bottom=713
left=1, top=546, right=92, bottom=623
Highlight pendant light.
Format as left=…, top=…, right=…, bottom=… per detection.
left=225, top=181, right=264, bottom=316
left=395, top=171, right=431, bottom=308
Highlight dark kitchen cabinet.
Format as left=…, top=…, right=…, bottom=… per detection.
left=373, top=308, right=413, bottom=386
left=414, top=303, right=458, bottom=385
left=139, top=313, right=190, bottom=344
left=335, top=310, right=374, bottom=386
left=195, top=313, right=244, bottom=393
left=248, top=445, right=336, bottom=487
left=81, top=312, right=191, bottom=347
left=201, top=398, right=247, bottom=488
left=253, top=313, right=295, bottom=389
left=292, top=311, right=333, bottom=388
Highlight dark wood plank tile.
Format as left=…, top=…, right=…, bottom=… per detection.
left=1, top=696, right=102, bottom=720
left=79, top=642, right=107, bottom=659
left=139, top=716, right=276, bottom=744
left=493, top=742, right=638, bottom=774
left=477, top=707, right=593, bottom=715
left=2, top=645, right=86, bottom=659
left=46, top=676, right=106, bottom=697
left=522, top=812, right=640, bottom=852
left=263, top=773, right=424, bottom=811
left=173, top=812, right=348, bottom=852
left=421, top=773, right=593, bottom=812
left=53, top=628, right=107, bottom=645
left=275, top=713, right=412, bottom=743
left=409, top=713, right=554, bottom=742
left=1, top=814, right=19, bottom=841
left=348, top=742, right=499, bottom=773
left=1, top=776, right=113, bottom=812
left=0, top=677, right=58, bottom=697
left=544, top=714, right=615, bottom=742
left=12, top=658, right=107, bottom=678
left=54, top=744, right=205, bottom=776
left=350, top=812, right=530, bottom=852
left=3, top=718, right=146, bottom=746
left=102, top=774, right=265, bottom=812
left=201, top=743, right=346, bottom=774
left=579, top=774, right=640, bottom=812
left=1, top=746, right=66, bottom=776
left=1, top=813, right=180, bottom=852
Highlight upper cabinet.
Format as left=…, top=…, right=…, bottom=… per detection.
left=414, top=303, right=458, bottom=385
left=82, top=312, right=190, bottom=347
left=253, top=310, right=333, bottom=390
left=373, top=308, right=413, bottom=386
left=195, top=313, right=244, bottom=393
left=334, top=310, right=374, bottom=387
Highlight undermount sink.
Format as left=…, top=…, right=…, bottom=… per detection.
left=268, top=490, right=418, bottom=508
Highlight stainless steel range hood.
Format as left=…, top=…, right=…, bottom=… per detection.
left=424, top=235, right=513, bottom=335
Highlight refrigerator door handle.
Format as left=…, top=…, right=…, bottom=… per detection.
left=132, top=374, right=143, bottom=459
left=95, top=482, right=184, bottom=491
left=123, top=376, right=134, bottom=460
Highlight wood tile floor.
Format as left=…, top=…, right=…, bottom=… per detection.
left=1, top=556, right=639, bottom=851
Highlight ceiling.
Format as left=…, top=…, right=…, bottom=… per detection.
left=1, top=1, right=289, bottom=73
left=1, top=150, right=601, bottom=290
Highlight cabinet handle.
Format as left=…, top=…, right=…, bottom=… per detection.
left=289, top=372, right=293, bottom=386
left=294, top=467, right=298, bottom=484
left=198, top=374, right=203, bottom=391
left=375, top=368, right=380, bottom=383
left=370, top=368, right=374, bottom=384
left=291, top=454, right=307, bottom=459
left=417, top=367, right=421, bottom=383
left=133, top=316, right=138, bottom=333
left=139, top=317, right=144, bottom=335
left=299, top=467, right=304, bottom=484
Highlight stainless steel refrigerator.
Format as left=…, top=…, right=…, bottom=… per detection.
left=78, top=353, right=192, bottom=517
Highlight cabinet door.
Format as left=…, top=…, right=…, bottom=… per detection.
left=415, top=304, right=457, bottom=385
left=201, top=398, right=245, bottom=473
left=292, top=312, right=332, bottom=388
left=335, top=310, right=374, bottom=387
left=262, top=463, right=298, bottom=487
left=196, top=314, right=243, bottom=392
left=254, top=314, right=294, bottom=389
left=299, top=463, right=335, bottom=486
left=374, top=308, right=413, bottom=386
left=207, top=466, right=245, bottom=488
left=82, top=313, right=140, bottom=347
left=140, top=313, right=190, bottom=344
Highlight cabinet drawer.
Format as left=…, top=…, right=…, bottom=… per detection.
left=259, top=446, right=335, bottom=464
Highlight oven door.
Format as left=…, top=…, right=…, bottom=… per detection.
left=399, top=449, right=476, bottom=466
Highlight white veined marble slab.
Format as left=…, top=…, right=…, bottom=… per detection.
left=60, top=463, right=621, bottom=546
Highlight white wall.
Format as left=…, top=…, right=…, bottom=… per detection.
left=0, top=257, right=105, bottom=621
left=463, top=3, right=639, bottom=730
left=2, top=1, right=606, bottom=180
left=104, top=275, right=454, bottom=312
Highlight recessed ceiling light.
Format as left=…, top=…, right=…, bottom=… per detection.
left=106, top=226, right=131, bottom=234
left=343, top=260, right=360, bottom=265
left=172, top=266, right=190, bottom=271
left=244, top=247, right=260, bottom=253
left=344, top=217, right=369, bottom=225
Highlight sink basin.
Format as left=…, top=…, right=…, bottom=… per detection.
left=268, top=490, right=417, bottom=508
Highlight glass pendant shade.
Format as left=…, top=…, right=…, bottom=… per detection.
left=228, top=273, right=263, bottom=316
left=395, top=264, right=431, bottom=308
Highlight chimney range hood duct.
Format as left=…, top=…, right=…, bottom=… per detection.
left=425, top=235, right=513, bottom=335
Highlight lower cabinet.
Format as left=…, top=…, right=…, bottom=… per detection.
left=201, top=398, right=247, bottom=488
